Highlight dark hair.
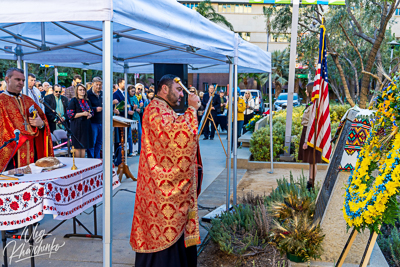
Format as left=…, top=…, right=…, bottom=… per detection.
left=73, top=74, right=82, bottom=81
left=28, top=73, right=36, bottom=79
left=158, top=74, right=176, bottom=92
left=117, top=78, right=125, bottom=86
left=6, top=68, right=24, bottom=78
left=306, top=82, right=313, bottom=101
left=54, top=84, right=61, bottom=89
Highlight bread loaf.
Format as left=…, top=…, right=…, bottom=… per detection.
left=35, top=157, right=60, bottom=168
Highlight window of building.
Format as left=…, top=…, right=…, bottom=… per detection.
left=182, top=3, right=199, bottom=10
left=396, top=8, right=400, bottom=15
left=218, top=4, right=252, bottom=13
left=238, top=32, right=251, bottom=42
left=273, top=34, right=289, bottom=43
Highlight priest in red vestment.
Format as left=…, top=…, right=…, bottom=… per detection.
left=130, top=74, right=202, bottom=267
left=0, top=68, right=53, bottom=172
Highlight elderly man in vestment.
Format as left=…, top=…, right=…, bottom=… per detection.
left=0, top=68, right=53, bottom=172
left=130, top=74, right=202, bottom=267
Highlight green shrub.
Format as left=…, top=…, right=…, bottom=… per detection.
left=209, top=204, right=270, bottom=256
left=250, top=127, right=285, bottom=161
left=378, top=227, right=400, bottom=267
left=249, top=104, right=351, bottom=162
left=265, top=172, right=319, bottom=207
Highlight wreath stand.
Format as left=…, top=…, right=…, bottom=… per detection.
left=335, top=227, right=380, bottom=267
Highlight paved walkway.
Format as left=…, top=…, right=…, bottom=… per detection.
left=1, top=136, right=230, bottom=266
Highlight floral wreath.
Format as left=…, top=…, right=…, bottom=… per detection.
left=343, top=78, right=400, bottom=233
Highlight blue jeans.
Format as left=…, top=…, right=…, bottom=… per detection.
left=87, top=123, right=102, bottom=158
left=231, top=120, right=244, bottom=149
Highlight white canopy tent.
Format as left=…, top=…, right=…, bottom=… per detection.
left=0, top=0, right=272, bottom=265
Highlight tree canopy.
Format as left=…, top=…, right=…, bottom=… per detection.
left=265, top=0, right=400, bottom=108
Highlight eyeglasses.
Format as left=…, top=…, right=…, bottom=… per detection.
left=55, top=91, right=61, bottom=93
left=189, top=91, right=195, bottom=93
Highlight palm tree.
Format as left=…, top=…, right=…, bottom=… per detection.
left=271, top=49, right=289, bottom=97
left=196, top=0, right=234, bottom=31
left=238, top=73, right=268, bottom=89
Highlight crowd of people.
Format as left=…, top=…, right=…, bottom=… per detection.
left=0, top=73, right=156, bottom=160
left=0, top=71, right=257, bottom=157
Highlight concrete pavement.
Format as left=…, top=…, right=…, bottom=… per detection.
left=0, top=135, right=229, bottom=266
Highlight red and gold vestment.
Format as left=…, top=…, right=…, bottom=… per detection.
left=130, top=97, right=201, bottom=253
left=0, top=92, right=53, bottom=171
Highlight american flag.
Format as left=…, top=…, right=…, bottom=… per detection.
left=307, top=25, right=332, bottom=163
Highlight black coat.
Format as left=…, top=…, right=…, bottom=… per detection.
left=44, top=94, right=69, bottom=133
left=201, top=92, right=221, bottom=115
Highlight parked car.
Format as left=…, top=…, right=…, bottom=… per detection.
left=239, top=89, right=264, bottom=114
left=273, top=93, right=302, bottom=110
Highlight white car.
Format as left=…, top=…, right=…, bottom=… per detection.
left=239, top=89, right=264, bottom=114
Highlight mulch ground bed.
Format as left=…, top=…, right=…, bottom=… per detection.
left=198, top=241, right=288, bottom=267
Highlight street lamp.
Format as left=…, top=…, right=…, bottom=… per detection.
left=388, top=40, right=400, bottom=73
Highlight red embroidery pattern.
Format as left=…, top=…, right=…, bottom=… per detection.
left=130, top=98, right=200, bottom=253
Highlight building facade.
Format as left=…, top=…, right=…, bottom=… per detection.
left=181, top=1, right=289, bottom=92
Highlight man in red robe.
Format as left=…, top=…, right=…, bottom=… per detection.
left=0, top=68, right=53, bottom=172
left=130, top=74, right=201, bottom=267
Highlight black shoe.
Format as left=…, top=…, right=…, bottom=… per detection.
left=203, top=137, right=209, bottom=140
left=210, top=137, right=214, bottom=140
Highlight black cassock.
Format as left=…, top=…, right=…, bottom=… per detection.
left=135, top=235, right=197, bottom=267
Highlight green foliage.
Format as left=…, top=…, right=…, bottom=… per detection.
left=250, top=126, right=285, bottom=161
left=196, top=0, right=234, bottom=31
left=270, top=212, right=324, bottom=260
left=268, top=173, right=324, bottom=260
left=378, top=227, right=400, bottom=267
left=264, top=1, right=398, bottom=105
left=264, top=172, right=319, bottom=208
left=209, top=203, right=270, bottom=256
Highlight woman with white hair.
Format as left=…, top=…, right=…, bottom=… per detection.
left=243, top=90, right=255, bottom=134
left=135, top=83, right=145, bottom=122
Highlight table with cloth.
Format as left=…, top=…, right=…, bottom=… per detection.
left=0, top=157, right=119, bottom=266
left=0, top=157, right=119, bottom=230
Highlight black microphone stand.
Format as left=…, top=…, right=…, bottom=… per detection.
left=40, top=99, right=84, bottom=155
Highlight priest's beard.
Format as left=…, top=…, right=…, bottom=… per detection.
left=166, top=87, right=180, bottom=107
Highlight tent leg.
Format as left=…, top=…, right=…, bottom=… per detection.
left=233, top=64, right=238, bottom=206
left=283, top=0, right=300, bottom=157
left=23, top=61, right=28, bottom=95
left=17, top=55, right=22, bottom=69
left=55, top=67, right=58, bottom=85
left=102, top=20, right=113, bottom=267
left=124, top=65, right=128, bottom=162
left=269, top=72, right=273, bottom=173
left=226, top=63, right=233, bottom=211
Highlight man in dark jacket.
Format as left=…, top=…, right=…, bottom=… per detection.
left=201, top=85, right=221, bottom=140
left=44, top=84, right=69, bottom=133
left=87, top=77, right=103, bottom=158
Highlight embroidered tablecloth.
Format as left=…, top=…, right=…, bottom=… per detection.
left=0, top=158, right=119, bottom=230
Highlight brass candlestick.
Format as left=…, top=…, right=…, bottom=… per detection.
left=71, top=146, right=78, bottom=170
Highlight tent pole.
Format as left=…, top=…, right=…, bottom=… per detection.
left=124, top=64, right=128, bottom=160
left=17, top=56, right=21, bottom=69
left=269, top=72, right=273, bottom=173
left=55, top=67, right=58, bottom=85
left=233, top=64, right=238, bottom=206
left=84, top=71, right=87, bottom=85
left=226, top=63, right=233, bottom=212
left=102, top=20, right=113, bottom=267
left=23, top=61, right=28, bottom=95
left=283, top=0, right=299, bottom=157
